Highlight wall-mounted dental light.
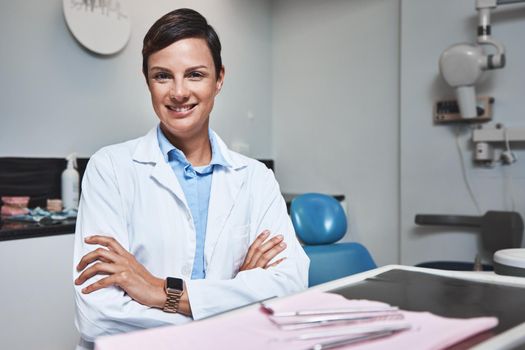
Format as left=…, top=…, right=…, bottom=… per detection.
left=438, top=0, right=518, bottom=120
left=439, top=44, right=491, bottom=119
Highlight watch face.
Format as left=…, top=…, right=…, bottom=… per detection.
left=166, top=277, right=183, bottom=291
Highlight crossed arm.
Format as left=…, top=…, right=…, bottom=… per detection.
left=73, top=151, right=308, bottom=341
left=75, top=230, right=287, bottom=316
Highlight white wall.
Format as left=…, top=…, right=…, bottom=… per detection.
left=0, top=0, right=273, bottom=158
left=271, top=0, right=401, bottom=266
left=0, top=234, right=77, bottom=350
left=400, top=0, right=525, bottom=265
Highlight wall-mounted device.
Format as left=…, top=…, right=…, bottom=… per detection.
left=473, top=123, right=525, bottom=164
left=434, top=96, right=494, bottom=123
left=436, top=0, right=525, bottom=166
left=431, top=0, right=525, bottom=269
left=437, top=0, right=524, bottom=121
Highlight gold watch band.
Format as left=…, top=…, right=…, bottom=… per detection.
left=163, top=278, right=184, bottom=313
left=163, top=289, right=183, bottom=313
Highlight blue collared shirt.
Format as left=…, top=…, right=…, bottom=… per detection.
left=157, top=126, right=229, bottom=279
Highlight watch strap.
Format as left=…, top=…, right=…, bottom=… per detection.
left=163, top=277, right=183, bottom=313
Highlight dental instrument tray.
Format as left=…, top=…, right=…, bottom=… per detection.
left=331, top=269, right=525, bottom=338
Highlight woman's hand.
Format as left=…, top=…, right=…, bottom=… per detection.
left=239, top=230, right=287, bottom=271
left=74, top=235, right=166, bottom=309
left=75, top=231, right=287, bottom=311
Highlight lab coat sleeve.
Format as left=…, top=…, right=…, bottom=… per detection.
left=73, top=150, right=191, bottom=342
left=186, top=165, right=310, bottom=320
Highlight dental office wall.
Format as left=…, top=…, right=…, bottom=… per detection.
left=272, top=0, right=525, bottom=267
left=400, top=0, right=525, bottom=264
left=0, top=0, right=272, bottom=158
left=271, top=0, right=401, bottom=266
left=0, top=1, right=272, bottom=349
left=4, top=0, right=524, bottom=349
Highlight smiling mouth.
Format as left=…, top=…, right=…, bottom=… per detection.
left=166, top=104, right=197, bottom=113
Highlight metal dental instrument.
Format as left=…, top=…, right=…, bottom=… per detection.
left=260, top=302, right=399, bottom=317
left=271, top=312, right=404, bottom=331
left=306, top=330, right=402, bottom=350
left=295, top=322, right=412, bottom=341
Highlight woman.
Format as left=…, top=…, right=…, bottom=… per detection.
left=73, top=8, right=309, bottom=347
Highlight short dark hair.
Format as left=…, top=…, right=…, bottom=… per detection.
left=142, top=8, right=222, bottom=81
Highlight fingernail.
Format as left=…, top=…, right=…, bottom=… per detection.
left=277, top=234, right=284, bottom=240
left=81, top=288, right=87, bottom=293
left=279, top=242, right=286, bottom=248
left=261, top=231, right=269, bottom=237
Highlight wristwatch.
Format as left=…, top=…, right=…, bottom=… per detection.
left=163, top=277, right=184, bottom=313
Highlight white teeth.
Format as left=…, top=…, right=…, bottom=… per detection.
left=168, top=105, right=194, bottom=112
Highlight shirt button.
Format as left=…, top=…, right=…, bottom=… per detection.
left=185, top=168, right=196, bottom=178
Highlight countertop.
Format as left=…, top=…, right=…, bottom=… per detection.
left=0, top=218, right=76, bottom=241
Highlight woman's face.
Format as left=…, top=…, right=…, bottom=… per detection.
left=147, top=37, right=224, bottom=141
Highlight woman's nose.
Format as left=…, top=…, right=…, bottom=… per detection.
left=170, top=81, right=189, bottom=101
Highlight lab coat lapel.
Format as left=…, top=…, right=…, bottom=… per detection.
left=205, top=167, right=245, bottom=265
left=205, top=134, right=247, bottom=265
left=132, top=128, right=188, bottom=208
left=150, top=160, right=187, bottom=207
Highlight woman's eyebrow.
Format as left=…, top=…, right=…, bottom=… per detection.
left=149, top=65, right=209, bottom=73
left=149, top=66, right=171, bottom=72
left=185, top=65, right=208, bottom=71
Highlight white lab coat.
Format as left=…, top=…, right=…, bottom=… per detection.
left=73, top=127, right=309, bottom=343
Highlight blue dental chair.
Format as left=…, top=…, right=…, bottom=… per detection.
left=290, top=193, right=377, bottom=287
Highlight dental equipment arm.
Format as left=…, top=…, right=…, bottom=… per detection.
left=439, top=0, right=524, bottom=119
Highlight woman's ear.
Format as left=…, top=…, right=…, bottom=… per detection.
left=215, top=65, right=225, bottom=94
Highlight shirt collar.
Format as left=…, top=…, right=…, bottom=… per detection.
left=156, top=125, right=230, bottom=168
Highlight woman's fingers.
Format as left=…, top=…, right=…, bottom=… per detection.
left=75, top=262, right=119, bottom=285
left=78, top=266, right=144, bottom=293
left=243, top=230, right=269, bottom=264
left=84, top=235, right=128, bottom=256
left=76, top=247, right=120, bottom=272
left=77, top=234, right=158, bottom=284
left=80, top=274, right=120, bottom=294
left=251, top=238, right=286, bottom=268
left=241, top=232, right=287, bottom=271
left=265, top=257, right=287, bottom=269
left=248, top=234, right=284, bottom=268
left=75, top=235, right=167, bottom=308
left=79, top=270, right=165, bottom=310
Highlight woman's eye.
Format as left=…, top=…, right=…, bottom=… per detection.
left=152, top=72, right=171, bottom=81
left=188, top=71, right=204, bottom=80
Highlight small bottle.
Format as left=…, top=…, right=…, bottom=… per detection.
left=61, top=153, right=79, bottom=210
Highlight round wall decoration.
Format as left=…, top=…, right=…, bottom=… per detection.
left=63, top=0, right=131, bottom=55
